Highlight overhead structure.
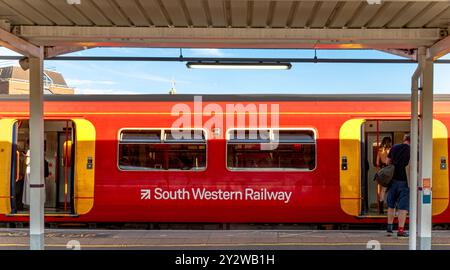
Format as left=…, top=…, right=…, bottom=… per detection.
left=1, top=0, right=450, bottom=250
left=0, top=0, right=448, bottom=54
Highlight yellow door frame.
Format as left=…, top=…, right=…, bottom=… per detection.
left=0, top=119, right=16, bottom=214
left=339, top=118, right=449, bottom=217
left=72, top=119, right=96, bottom=215
left=339, top=119, right=365, bottom=216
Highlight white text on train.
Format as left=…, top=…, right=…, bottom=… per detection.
left=140, top=188, right=292, bottom=203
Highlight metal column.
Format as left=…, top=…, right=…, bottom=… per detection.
left=29, top=50, right=45, bottom=250
left=409, top=48, right=425, bottom=250
left=418, top=56, right=434, bottom=250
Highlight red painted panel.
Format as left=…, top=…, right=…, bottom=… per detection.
left=0, top=98, right=448, bottom=224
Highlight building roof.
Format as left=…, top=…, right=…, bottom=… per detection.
left=0, top=66, right=69, bottom=86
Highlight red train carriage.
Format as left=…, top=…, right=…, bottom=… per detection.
left=0, top=94, right=449, bottom=225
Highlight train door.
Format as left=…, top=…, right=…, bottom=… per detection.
left=364, top=120, right=410, bottom=217
left=366, top=131, right=392, bottom=214
left=0, top=119, right=17, bottom=215
left=339, top=118, right=449, bottom=217
left=57, top=131, right=74, bottom=213
left=0, top=118, right=95, bottom=217
left=10, top=120, right=74, bottom=214
left=339, top=119, right=365, bottom=216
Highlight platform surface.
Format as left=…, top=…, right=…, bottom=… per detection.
left=1, top=229, right=450, bottom=250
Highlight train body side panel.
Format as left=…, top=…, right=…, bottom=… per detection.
left=84, top=110, right=345, bottom=223
left=0, top=98, right=449, bottom=224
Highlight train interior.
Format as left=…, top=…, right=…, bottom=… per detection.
left=11, top=120, right=74, bottom=214
left=362, top=120, right=410, bottom=217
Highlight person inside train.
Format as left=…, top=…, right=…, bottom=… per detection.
left=22, top=140, right=31, bottom=207
left=386, top=134, right=410, bottom=237
left=21, top=140, right=49, bottom=208
left=14, top=148, right=24, bottom=211
left=172, top=154, right=193, bottom=170
left=376, top=137, right=392, bottom=214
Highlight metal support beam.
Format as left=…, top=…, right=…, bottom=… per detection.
left=2, top=55, right=450, bottom=64
left=42, top=56, right=425, bottom=63
left=0, top=27, right=40, bottom=57
left=44, top=46, right=93, bottom=58
left=28, top=48, right=45, bottom=250
left=380, top=49, right=417, bottom=60
left=17, top=26, right=441, bottom=49
left=427, top=31, right=450, bottom=60
left=418, top=52, right=434, bottom=250
left=409, top=47, right=425, bottom=250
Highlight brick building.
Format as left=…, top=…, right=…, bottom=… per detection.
left=0, top=66, right=74, bottom=95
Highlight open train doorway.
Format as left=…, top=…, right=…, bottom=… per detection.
left=12, top=120, right=75, bottom=214
left=339, top=118, right=448, bottom=218
left=362, top=120, right=410, bottom=217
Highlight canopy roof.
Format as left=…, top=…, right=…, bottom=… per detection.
left=0, top=0, right=449, bottom=58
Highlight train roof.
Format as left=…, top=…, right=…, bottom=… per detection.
left=1, top=94, right=450, bottom=102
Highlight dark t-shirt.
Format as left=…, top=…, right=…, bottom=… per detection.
left=387, top=143, right=410, bottom=182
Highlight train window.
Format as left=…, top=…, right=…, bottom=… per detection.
left=120, top=130, right=161, bottom=143
left=164, top=129, right=205, bottom=143
left=227, top=129, right=316, bottom=171
left=228, top=129, right=271, bottom=143
left=275, top=130, right=315, bottom=143
left=118, top=129, right=206, bottom=171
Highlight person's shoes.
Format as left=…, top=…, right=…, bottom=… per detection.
left=386, top=224, right=394, bottom=234
left=397, top=231, right=409, bottom=238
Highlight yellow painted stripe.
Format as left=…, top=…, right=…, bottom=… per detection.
left=0, top=119, right=16, bottom=215
left=2, top=242, right=450, bottom=248
left=433, top=119, right=449, bottom=215
left=339, top=119, right=365, bottom=217
left=73, top=119, right=96, bottom=215
left=0, top=111, right=439, bottom=115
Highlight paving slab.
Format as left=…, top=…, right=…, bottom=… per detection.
left=0, top=228, right=449, bottom=250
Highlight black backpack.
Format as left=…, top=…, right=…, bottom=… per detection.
left=373, top=144, right=409, bottom=187
left=373, top=164, right=395, bottom=187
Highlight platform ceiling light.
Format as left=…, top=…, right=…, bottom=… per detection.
left=67, top=0, right=81, bottom=4
left=186, top=61, right=292, bottom=70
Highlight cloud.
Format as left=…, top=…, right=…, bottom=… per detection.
left=121, top=73, right=190, bottom=84
left=0, top=60, right=18, bottom=68
left=0, top=47, right=20, bottom=56
left=435, top=65, right=450, bottom=93
left=74, top=87, right=142, bottom=95
left=92, top=65, right=191, bottom=84
left=127, top=73, right=174, bottom=83
left=66, top=79, right=117, bottom=86
left=0, top=47, right=20, bottom=67
left=186, top=48, right=226, bottom=57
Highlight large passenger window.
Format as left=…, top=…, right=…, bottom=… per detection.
left=118, top=129, right=206, bottom=171
left=227, top=129, right=316, bottom=171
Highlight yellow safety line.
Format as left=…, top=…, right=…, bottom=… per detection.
left=3, top=111, right=449, bottom=116
left=2, top=242, right=450, bottom=248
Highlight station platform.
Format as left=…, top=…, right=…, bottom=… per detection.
left=1, top=229, right=450, bottom=250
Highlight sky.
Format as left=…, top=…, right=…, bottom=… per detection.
left=1, top=46, right=449, bottom=95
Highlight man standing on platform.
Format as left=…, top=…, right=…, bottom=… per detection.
left=386, top=134, right=411, bottom=237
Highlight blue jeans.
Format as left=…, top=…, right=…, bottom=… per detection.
left=386, top=180, right=409, bottom=211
